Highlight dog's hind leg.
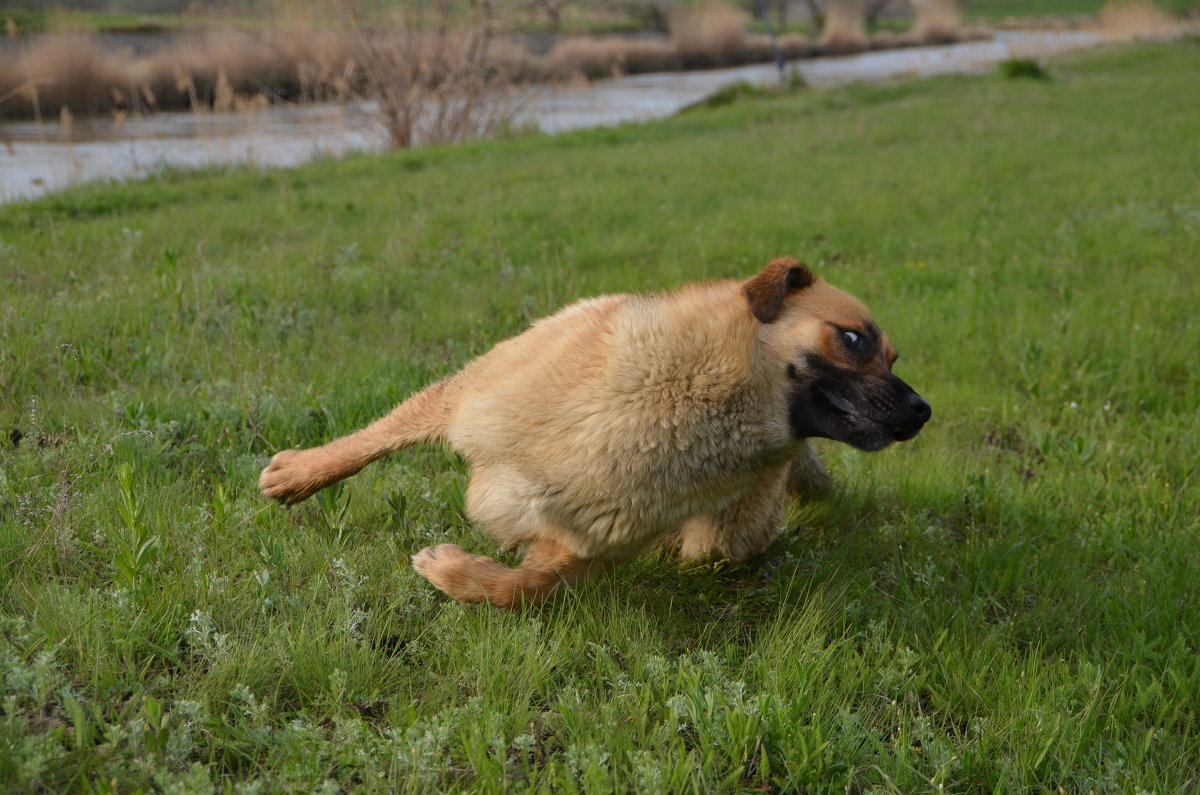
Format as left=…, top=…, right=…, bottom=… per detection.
left=259, top=380, right=451, bottom=505
left=674, top=466, right=789, bottom=562
left=411, top=539, right=599, bottom=608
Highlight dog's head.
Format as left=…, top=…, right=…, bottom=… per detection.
left=744, top=257, right=931, bottom=452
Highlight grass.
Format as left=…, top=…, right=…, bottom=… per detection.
left=1, top=39, right=1199, bottom=792
left=0, top=9, right=259, bottom=34
left=998, top=55, right=1052, bottom=77
left=965, top=0, right=1198, bottom=18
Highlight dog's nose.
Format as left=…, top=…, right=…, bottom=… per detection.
left=908, top=393, right=932, bottom=423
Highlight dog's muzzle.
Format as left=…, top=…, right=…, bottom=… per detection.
left=890, top=389, right=931, bottom=441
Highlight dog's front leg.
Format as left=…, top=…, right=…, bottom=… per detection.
left=673, top=466, right=789, bottom=562
left=787, top=440, right=833, bottom=498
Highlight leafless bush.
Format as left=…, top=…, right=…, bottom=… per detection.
left=342, top=0, right=522, bottom=149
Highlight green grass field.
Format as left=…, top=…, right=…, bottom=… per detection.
left=2, top=40, right=1199, bottom=792
left=966, top=0, right=1198, bottom=18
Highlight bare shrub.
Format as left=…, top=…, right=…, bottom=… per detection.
left=667, top=2, right=748, bottom=65
left=819, top=0, right=867, bottom=53
left=343, top=0, right=521, bottom=149
left=912, top=0, right=961, bottom=43
left=1099, top=0, right=1183, bottom=40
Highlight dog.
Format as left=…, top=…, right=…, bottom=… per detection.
left=259, top=257, right=930, bottom=607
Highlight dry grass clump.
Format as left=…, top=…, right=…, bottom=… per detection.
left=1099, top=0, right=1183, bottom=40
left=911, top=0, right=962, bottom=44
left=668, top=2, right=748, bottom=65
left=544, top=36, right=678, bottom=79
left=775, top=32, right=820, bottom=60
left=0, top=28, right=362, bottom=119
left=819, top=0, right=868, bottom=53
left=545, top=2, right=753, bottom=78
left=9, top=34, right=126, bottom=118
left=0, top=19, right=531, bottom=127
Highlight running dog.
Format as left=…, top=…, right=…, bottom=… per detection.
left=259, top=258, right=931, bottom=607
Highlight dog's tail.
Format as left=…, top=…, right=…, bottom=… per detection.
left=259, top=379, right=453, bottom=505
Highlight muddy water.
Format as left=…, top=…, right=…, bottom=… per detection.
left=0, top=31, right=1103, bottom=204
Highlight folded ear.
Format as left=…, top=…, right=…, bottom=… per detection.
left=741, top=257, right=815, bottom=323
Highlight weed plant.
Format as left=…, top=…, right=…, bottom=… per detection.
left=999, top=56, right=1051, bottom=78
left=1, top=41, right=1198, bottom=792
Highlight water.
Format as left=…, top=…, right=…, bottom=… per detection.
left=0, top=31, right=1104, bottom=204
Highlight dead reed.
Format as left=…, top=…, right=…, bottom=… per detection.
left=1099, top=0, right=1185, bottom=40
left=0, top=0, right=995, bottom=123
left=668, top=2, right=748, bottom=66
left=912, top=0, right=962, bottom=44
left=819, top=0, right=868, bottom=54
left=543, top=36, right=678, bottom=79
left=0, top=28, right=360, bottom=120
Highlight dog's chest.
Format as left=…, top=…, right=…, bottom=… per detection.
left=543, top=404, right=796, bottom=546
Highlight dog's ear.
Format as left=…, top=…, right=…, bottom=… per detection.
left=742, top=257, right=815, bottom=323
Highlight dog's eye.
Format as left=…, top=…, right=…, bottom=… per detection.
left=841, top=330, right=862, bottom=349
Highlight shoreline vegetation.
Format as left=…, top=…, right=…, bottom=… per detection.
left=0, top=3, right=986, bottom=124
left=0, top=0, right=1191, bottom=128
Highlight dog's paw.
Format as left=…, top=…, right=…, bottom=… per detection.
left=411, top=543, right=466, bottom=577
left=258, top=449, right=328, bottom=505
left=412, top=544, right=481, bottom=602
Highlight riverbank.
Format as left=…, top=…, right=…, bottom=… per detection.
left=3, top=0, right=1193, bottom=126
left=0, top=30, right=1115, bottom=203
left=0, top=19, right=992, bottom=123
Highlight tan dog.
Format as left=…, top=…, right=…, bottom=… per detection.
left=259, top=258, right=930, bottom=607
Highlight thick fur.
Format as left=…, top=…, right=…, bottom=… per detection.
left=259, top=258, right=929, bottom=607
